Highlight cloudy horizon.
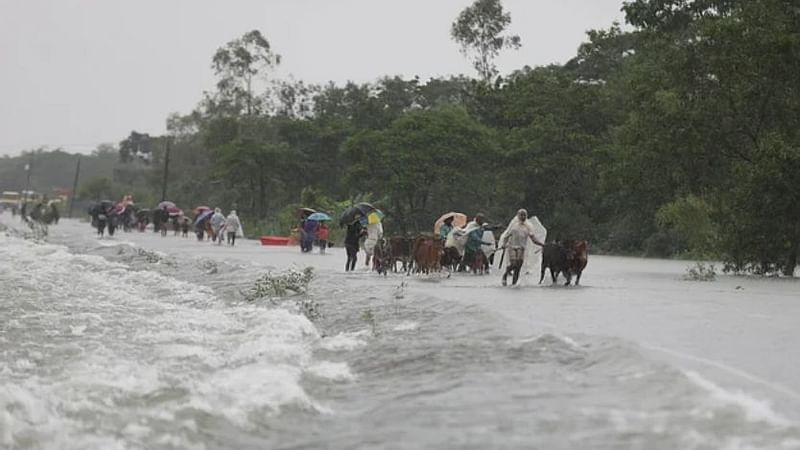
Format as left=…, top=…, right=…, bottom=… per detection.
left=0, top=0, right=625, bottom=157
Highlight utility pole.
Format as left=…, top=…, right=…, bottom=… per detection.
left=160, top=137, right=172, bottom=201
left=69, top=155, right=81, bottom=218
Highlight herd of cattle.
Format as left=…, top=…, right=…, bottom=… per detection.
left=370, top=234, right=588, bottom=285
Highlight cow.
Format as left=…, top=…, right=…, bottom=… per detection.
left=389, top=236, right=412, bottom=273
left=471, top=250, right=488, bottom=275
left=540, top=240, right=589, bottom=286
left=540, top=242, right=570, bottom=285
left=441, top=246, right=461, bottom=272
left=410, top=235, right=443, bottom=274
left=563, top=240, right=589, bottom=285
left=373, top=238, right=393, bottom=276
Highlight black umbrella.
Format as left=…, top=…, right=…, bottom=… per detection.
left=353, top=202, right=377, bottom=214
left=339, top=206, right=361, bottom=227
left=340, top=203, right=380, bottom=226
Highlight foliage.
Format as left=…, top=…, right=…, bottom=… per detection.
left=656, top=195, right=716, bottom=258
left=212, top=30, right=281, bottom=116
left=5, top=6, right=800, bottom=276
left=684, top=262, right=717, bottom=282
left=243, top=267, right=314, bottom=301
left=361, top=308, right=378, bottom=336
left=451, top=0, right=521, bottom=82
left=79, top=177, right=113, bottom=201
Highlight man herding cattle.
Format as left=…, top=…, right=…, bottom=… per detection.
left=499, top=209, right=545, bottom=286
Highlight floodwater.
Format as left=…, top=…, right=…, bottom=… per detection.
left=2, top=213, right=800, bottom=449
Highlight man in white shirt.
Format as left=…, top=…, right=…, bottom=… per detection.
left=500, top=209, right=544, bottom=286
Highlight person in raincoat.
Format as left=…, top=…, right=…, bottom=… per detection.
left=225, top=210, right=243, bottom=246
left=210, top=208, right=226, bottom=245
left=363, top=221, right=384, bottom=267
left=460, top=214, right=490, bottom=272
left=499, top=209, right=545, bottom=286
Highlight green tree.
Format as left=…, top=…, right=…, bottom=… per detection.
left=212, top=30, right=281, bottom=116
left=451, top=0, right=521, bottom=82
left=344, top=106, right=496, bottom=231
left=79, top=177, right=113, bottom=201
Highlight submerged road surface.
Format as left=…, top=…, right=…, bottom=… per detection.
left=3, top=214, right=800, bottom=449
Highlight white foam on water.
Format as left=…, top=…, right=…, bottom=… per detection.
left=318, top=331, right=369, bottom=351
left=684, top=371, right=792, bottom=427
left=393, top=321, right=420, bottom=332
left=0, top=233, right=352, bottom=448
left=96, top=239, right=136, bottom=248
left=307, top=361, right=357, bottom=382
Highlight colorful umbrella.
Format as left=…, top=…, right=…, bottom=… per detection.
left=307, top=212, right=332, bottom=222
left=362, top=209, right=384, bottom=225
left=194, top=206, right=211, bottom=214
left=434, top=212, right=468, bottom=235
left=157, top=200, right=176, bottom=210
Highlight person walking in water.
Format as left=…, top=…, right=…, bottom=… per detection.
left=345, top=220, right=364, bottom=271
left=317, top=222, right=330, bottom=254
left=364, top=221, right=383, bottom=267
left=440, top=216, right=454, bottom=242
left=225, top=210, right=242, bottom=246
left=210, top=208, right=226, bottom=245
left=500, top=209, right=544, bottom=286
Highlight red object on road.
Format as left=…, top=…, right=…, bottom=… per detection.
left=260, top=236, right=290, bottom=246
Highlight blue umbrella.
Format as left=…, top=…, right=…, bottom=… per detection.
left=307, top=212, right=332, bottom=222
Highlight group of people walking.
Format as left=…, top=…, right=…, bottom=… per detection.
left=300, top=219, right=329, bottom=254
left=344, top=219, right=383, bottom=272
left=440, top=209, right=545, bottom=285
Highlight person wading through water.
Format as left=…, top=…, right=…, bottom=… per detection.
left=500, top=209, right=544, bottom=286
left=225, top=210, right=242, bottom=246
left=345, top=219, right=365, bottom=272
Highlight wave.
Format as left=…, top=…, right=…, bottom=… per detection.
left=0, top=233, right=347, bottom=449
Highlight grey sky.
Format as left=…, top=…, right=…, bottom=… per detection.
left=0, top=0, right=625, bottom=156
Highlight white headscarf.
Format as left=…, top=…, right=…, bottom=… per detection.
left=498, top=213, right=547, bottom=277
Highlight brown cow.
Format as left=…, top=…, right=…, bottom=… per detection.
left=410, top=235, right=443, bottom=274
left=564, top=240, right=588, bottom=285
left=389, top=236, right=412, bottom=273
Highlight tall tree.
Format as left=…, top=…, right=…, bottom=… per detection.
left=212, top=30, right=281, bottom=116
left=451, top=0, right=521, bottom=82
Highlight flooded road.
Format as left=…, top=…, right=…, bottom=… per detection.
left=3, top=214, right=800, bottom=449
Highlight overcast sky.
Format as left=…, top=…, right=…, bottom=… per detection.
left=0, top=0, right=625, bottom=156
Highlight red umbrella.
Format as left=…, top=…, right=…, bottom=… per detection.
left=194, top=206, right=211, bottom=214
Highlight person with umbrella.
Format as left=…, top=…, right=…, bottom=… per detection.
left=345, top=220, right=365, bottom=271
left=301, top=217, right=318, bottom=253
left=307, top=212, right=332, bottom=254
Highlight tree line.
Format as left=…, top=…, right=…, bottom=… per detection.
left=4, top=0, right=798, bottom=275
